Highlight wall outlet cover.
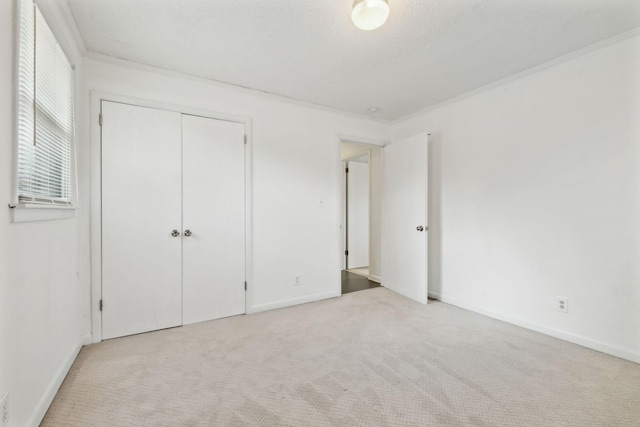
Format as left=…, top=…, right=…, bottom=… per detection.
left=557, top=297, right=568, bottom=313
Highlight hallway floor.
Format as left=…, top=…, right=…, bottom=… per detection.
left=341, top=269, right=380, bottom=294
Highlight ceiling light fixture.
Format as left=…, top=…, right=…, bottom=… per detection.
left=351, top=0, right=390, bottom=31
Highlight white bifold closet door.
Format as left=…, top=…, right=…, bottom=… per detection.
left=181, top=114, right=246, bottom=325
left=102, top=101, right=183, bottom=340
left=101, top=101, right=246, bottom=340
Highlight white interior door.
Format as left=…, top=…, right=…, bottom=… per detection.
left=382, top=134, right=428, bottom=303
left=347, top=160, right=370, bottom=269
left=101, top=101, right=183, bottom=339
left=182, top=114, right=246, bottom=325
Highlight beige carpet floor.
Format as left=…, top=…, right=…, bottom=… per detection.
left=42, top=288, right=640, bottom=426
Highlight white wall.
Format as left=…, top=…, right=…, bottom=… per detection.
left=340, top=143, right=370, bottom=160
left=0, top=0, right=13, bottom=423
left=0, top=1, right=91, bottom=426
left=347, top=160, right=369, bottom=269
left=369, top=147, right=383, bottom=282
left=81, top=55, right=390, bottom=318
left=392, top=32, right=640, bottom=363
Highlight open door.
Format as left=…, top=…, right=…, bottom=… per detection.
left=346, top=160, right=370, bottom=270
left=382, top=133, right=428, bottom=303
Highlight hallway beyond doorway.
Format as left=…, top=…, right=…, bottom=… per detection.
left=341, top=270, right=380, bottom=294
left=347, top=267, right=369, bottom=278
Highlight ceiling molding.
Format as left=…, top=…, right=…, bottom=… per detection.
left=54, top=0, right=87, bottom=54
left=83, top=51, right=392, bottom=125
left=35, top=0, right=86, bottom=62
left=392, top=26, right=640, bottom=125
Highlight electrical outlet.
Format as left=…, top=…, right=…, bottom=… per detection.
left=294, top=276, right=302, bottom=287
left=1, top=392, right=9, bottom=427
left=557, top=297, right=568, bottom=313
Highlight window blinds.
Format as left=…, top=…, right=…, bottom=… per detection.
left=17, top=0, right=74, bottom=205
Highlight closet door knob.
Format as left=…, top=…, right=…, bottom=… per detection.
left=416, top=226, right=424, bottom=232
left=171, top=230, right=180, bottom=237
left=184, top=229, right=192, bottom=237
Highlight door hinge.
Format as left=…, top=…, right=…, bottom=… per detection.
left=345, top=250, right=349, bottom=256
left=345, top=167, right=349, bottom=173
left=99, top=113, right=103, bottom=126
left=244, top=135, right=247, bottom=144
left=99, top=299, right=103, bottom=311
left=244, top=281, right=247, bottom=291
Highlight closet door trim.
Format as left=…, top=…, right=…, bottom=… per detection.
left=90, top=91, right=253, bottom=343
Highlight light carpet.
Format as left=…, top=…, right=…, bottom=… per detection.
left=42, top=288, right=640, bottom=426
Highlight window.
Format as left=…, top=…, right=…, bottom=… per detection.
left=15, top=0, right=75, bottom=207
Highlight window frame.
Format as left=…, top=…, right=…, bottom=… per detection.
left=11, top=0, right=78, bottom=223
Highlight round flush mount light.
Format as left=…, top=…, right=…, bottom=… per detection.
left=351, top=0, right=390, bottom=31
left=367, top=107, right=380, bottom=113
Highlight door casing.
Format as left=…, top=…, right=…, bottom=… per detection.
left=338, top=137, right=387, bottom=286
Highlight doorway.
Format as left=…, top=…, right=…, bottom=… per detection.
left=340, top=140, right=381, bottom=294
left=339, top=134, right=429, bottom=300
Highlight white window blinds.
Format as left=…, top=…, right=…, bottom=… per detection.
left=16, top=0, right=75, bottom=205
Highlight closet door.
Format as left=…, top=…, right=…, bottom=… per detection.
left=182, top=114, right=246, bottom=325
left=101, top=101, right=183, bottom=339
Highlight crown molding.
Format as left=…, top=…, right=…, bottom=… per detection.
left=53, top=0, right=87, bottom=54
left=393, top=27, right=640, bottom=125
left=82, top=51, right=392, bottom=125
left=35, top=0, right=86, bottom=63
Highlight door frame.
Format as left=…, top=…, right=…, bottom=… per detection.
left=337, top=135, right=387, bottom=288
left=90, top=91, right=253, bottom=343
left=344, top=160, right=349, bottom=269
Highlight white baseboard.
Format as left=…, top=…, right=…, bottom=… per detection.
left=249, top=290, right=341, bottom=314
left=429, top=292, right=640, bottom=365
left=369, top=274, right=382, bottom=284
left=81, top=333, right=93, bottom=346
left=26, top=334, right=90, bottom=427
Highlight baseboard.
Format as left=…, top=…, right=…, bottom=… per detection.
left=429, top=292, right=640, bottom=365
left=427, top=291, right=442, bottom=300
left=249, top=290, right=341, bottom=314
left=81, top=333, right=93, bottom=346
left=369, top=274, right=382, bottom=284
left=26, top=334, right=90, bottom=427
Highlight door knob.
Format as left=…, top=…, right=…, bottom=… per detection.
left=171, top=230, right=180, bottom=237
left=184, top=229, right=192, bottom=237
left=416, top=226, right=424, bottom=232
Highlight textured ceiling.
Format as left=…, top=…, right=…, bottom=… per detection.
left=67, top=0, right=640, bottom=121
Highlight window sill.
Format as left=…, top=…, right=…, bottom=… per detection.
left=9, top=204, right=77, bottom=223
